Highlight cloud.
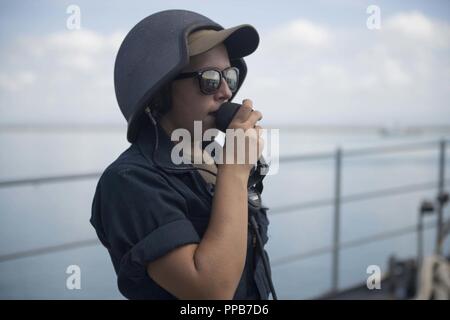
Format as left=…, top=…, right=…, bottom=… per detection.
left=0, top=11, right=449, bottom=127
left=26, top=29, right=124, bottom=72
left=258, top=19, right=332, bottom=66
left=239, top=11, right=450, bottom=126
left=0, top=29, right=126, bottom=124
left=385, top=11, right=450, bottom=48
left=270, top=20, right=331, bottom=48
left=0, top=71, right=35, bottom=92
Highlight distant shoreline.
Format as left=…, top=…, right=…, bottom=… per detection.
left=0, top=123, right=450, bottom=135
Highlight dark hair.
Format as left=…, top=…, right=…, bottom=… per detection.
left=147, top=82, right=172, bottom=121
left=133, top=82, right=173, bottom=140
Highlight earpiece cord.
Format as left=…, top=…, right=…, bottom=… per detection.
left=146, top=109, right=218, bottom=177
left=250, top=215, right=278, bottom=300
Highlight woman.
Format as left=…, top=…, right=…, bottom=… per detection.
left=91, top=9, right=274, bottom=300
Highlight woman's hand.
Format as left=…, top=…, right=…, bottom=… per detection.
left=218, top=99, right=264, bottom=179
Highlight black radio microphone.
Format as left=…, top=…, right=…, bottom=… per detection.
left=215, top=102, right=269, bottom=189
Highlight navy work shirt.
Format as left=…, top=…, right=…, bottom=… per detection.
left=90, top=120, right=272, bottom=299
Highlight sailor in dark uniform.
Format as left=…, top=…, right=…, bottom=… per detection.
left=90, top=9, right=276, bottom=300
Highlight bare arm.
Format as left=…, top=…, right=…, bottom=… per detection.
left=146, top=100, right=263, bottom=299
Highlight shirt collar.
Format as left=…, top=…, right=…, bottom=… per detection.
left=136, top=122, right=217, bottom=184
left=136, top=121, right=181, bottom=171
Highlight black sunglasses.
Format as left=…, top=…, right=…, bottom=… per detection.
left=174, top=67, right=239, bottom=95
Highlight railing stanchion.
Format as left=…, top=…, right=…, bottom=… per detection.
left=331, top=147, right=342, bottom=293
left=435, top=140, right=446, bottom=254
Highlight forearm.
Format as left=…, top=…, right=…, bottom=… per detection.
left=193, top=165, right=249, bottom=298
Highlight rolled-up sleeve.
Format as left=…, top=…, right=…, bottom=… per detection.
left=90, top=165, right=200, bottom=298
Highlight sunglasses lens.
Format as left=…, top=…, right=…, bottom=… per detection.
left=224, top=68, right=238, bottom=92
left=199, top=68, right=239, bottom=94
left=200, top=70, right=221, bottom=94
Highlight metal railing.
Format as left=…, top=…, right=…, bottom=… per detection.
left=0, top=138, right=448, bottom=296
left=271, top=139, right=448, bottom=294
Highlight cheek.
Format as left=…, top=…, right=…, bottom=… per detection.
left=190, top=101, right=211, bottom=120
left=172, top=86, right=211, bottom=120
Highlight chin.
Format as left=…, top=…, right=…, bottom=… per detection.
left=202, top=117, right=216, bottom=130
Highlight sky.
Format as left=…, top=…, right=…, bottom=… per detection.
left=0, top=0, right=449, bottom=127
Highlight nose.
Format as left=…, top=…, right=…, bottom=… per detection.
left=214, top=78, right=233, bottom=102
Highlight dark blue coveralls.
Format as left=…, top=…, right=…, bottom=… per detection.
left=90, top=121, right=272, bottom=299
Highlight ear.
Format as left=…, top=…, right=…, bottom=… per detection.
left=147, top=83, right=173, bottom=118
